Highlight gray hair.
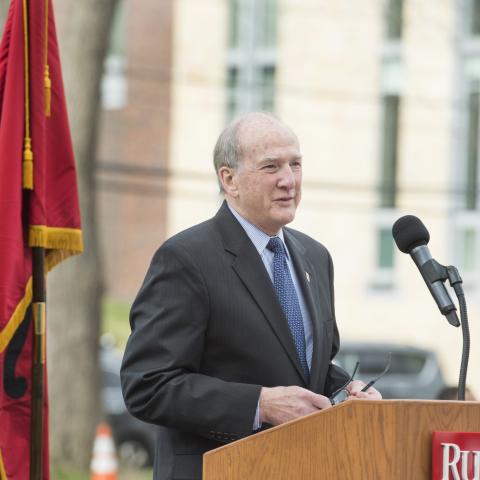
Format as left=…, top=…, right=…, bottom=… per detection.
left=213, top=111, right=285, bottom=192
left=213, top=120, right=241, bottom=192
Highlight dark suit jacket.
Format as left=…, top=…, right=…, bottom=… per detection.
left=120, top=202, right=349, bottom=480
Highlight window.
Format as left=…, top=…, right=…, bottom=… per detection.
left=451, top=9, right=480, bottom=286
left=377, top=227, right=395, bottom=269
left=384, top=0, right=403, bottom=40
left=257, top=0, right=277, bottom=48
left=452, top=75, right=480, bottom=280
left=101, top=1, right=127, bottom=110
left=259, top=65, right=275, bottom=112
left=226, top=0, right=277, bottom=120
left=453, top=218, right=479, bottom=277
left=229, top=0, right=241, bottom=48
left=466, top=87, right=479, bottom=210
left=372, top=3, right=404, bottom=287
left=461, top=227, right=477, bottom=271
left=374, top=95, right=401, bottom=275
left=379, top=95, right=400, bottom=209
left=471, top=0, right=480, bottom=36
left=226, top=67, right=240, bottom=118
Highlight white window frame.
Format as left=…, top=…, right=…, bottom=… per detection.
left=227, top=0, right=277, bottom=119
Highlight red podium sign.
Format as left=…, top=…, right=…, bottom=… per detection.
left=432, top=432, right=480, bottom=479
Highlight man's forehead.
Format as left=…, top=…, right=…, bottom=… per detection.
left=239, top=114, right=290, bottom=133
left=238, top=120, right=299, bottom=151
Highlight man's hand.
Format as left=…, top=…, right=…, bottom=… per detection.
left=259, top=386, right=331, bottom=426
left=346, top=380, right=382, bottom=400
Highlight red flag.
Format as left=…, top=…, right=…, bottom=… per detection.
left=0, top=0, right=83, bottom=478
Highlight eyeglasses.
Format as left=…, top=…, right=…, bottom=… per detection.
left=329, top=361, right=359, bottom=405
left=360, top=353, right=392, bottom=392
left=329, top=353, right=391, bottom=406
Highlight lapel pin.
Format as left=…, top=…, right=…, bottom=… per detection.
left=305, top=271, right=310, bottom=283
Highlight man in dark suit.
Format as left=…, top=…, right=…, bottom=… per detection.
left=121, top=112, right=381, bottom=479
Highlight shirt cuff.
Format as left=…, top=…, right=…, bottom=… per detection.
left=253, top=399, right=262, bottom=431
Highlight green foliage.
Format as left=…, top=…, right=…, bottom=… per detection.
left=51, top=469, right=88, bottom=480
left=101, top=297, right=132, bottom=350
left=51, top=468, right=153, bottom=480
left=120, top=469, right=154, bottom=480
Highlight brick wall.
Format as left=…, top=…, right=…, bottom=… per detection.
left=97, top=0, right=174, bottom=300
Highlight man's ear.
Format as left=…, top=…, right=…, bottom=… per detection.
left=218, top=166, right=239, bottom=197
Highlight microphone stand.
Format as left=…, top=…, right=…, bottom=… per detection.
left=447, top=266, right=470, bottom=401
left=423, top=260, right=470, bottom=400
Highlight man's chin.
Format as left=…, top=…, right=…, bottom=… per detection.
left=272, top=210, right=296, bottom=229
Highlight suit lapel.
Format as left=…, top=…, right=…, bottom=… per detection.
left=214, top=203, right=309, bottom=384
left=283, top=230, right=330, bottom=391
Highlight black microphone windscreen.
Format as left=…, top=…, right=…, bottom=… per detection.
left=392, top=215, right=430, bottom=253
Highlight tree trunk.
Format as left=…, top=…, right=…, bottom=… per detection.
left=0, top=1, right=8, bottom=23
left=47, top=0, right=118, bottom=470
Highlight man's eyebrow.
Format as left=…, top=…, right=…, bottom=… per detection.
left=261, top=155, right=303, bottom=162
left=260, top=157, right=278, bottom=162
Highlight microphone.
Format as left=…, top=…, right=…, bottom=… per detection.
left=392, top=215, right=460, bottom=327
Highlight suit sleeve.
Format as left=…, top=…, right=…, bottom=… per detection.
left=120, top=242, right=262, bottom=443
left=323, top=249, right=351, bottom=396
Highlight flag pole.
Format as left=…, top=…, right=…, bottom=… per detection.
left=23, top=0, right=46, bottom=476
left=30, top=247, right=46, bottom=480
left=30, top=0, right=52, bottom=475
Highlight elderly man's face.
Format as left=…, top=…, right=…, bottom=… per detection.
left=228, top=121, right=302, bottom=235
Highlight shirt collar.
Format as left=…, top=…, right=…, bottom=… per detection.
left=227, top=202, right=289, bottom=259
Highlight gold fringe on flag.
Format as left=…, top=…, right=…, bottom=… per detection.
left=0, top=447, right=7, bottom=480
left=29, top=225, right=84, bottom=252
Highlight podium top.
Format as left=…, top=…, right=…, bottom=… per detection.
left=203, top=399, right=480, bottom=480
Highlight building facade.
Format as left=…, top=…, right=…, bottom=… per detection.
left=98, top=0, right=480, bottom=394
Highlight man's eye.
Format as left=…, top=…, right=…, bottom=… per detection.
left=262, top=164, right=277, bottom=170
left=291, top=161, right=302, bottom=168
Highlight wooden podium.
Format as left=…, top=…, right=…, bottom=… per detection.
left=203, top=400, right=480, bottom=479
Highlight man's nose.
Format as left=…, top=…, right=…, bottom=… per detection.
left=277, top=165, right=295, bottom=189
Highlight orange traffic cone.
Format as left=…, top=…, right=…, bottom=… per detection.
left=90, top=423, right=118, bottom=480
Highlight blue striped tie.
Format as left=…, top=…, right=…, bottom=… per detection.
left=267, top=236, right=309, bottom=380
